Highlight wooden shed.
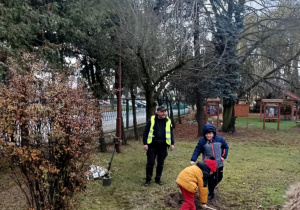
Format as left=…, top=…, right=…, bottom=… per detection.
left=234, top=99, right=249, bottom=128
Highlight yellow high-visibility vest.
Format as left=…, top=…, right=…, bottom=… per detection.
left=147, top=115, right=171, bottom=145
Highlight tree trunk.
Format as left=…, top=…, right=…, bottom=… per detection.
left=176, top=101, right=182, bottom=124
left=164, top=91, right=169, bottom=112
left=130, top=87, right=139, bottom=140
left=145, top=91, right=156, bottom=121
left=222, top=99, right=236, bottom=133
left=168, top=98, right=175, bottom=129
left=193, top=1, right=205, bottom=137
left=195, top=91, right=205, bottom=137
left=20, top=115, right=29, bottom=147
left=99, top=137, right=107, bottom=152
left=121, top=117, right=126, bottom=145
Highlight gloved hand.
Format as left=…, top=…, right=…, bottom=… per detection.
left=190, top=161, right=195, bottom=165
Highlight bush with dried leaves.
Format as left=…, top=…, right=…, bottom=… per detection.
left=0, top=68, right=102, bottom=209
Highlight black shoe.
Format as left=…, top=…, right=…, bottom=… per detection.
left=208, top=193, right=214, bottom=200
left=144, top=181, right=150, bottom=186
left=155, top=180, right=163, bottom=186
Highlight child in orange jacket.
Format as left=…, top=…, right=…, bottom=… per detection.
left=176, top=158, right=217, bottom=210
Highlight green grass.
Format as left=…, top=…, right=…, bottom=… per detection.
left=1, top=118, right=300, bottom=209
left=77, top=119, right=300, bottom=210
left=222, top=142, right=300, bottom=209
left=78, top=142, right=182, bottom=210
left=236, top=117, right=298, bottom=130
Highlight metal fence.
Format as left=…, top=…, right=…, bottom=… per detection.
left=100, top=99, right=190, bottom=132
left=1, top=99, right=190, bottom=143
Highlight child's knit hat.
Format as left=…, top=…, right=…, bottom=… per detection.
left=204, top=158, right=217, bottom=172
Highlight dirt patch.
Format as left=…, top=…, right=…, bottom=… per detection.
left=174, top=122, right=242, bottom=141
left=174, top=122, right=199, bottom=142
left=164, top=192, right=227, bottom=210
left=291, top=126, right=300, bottom=132
left=0, top=172, right=27, bottom=210
left=174, top=121, right=300, bottom=145
left=164, top=192, right=183, bottom=208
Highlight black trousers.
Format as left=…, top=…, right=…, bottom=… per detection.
left=146, top=145, right=168, bottom=182
left=208, top=166, right=224, bottom=195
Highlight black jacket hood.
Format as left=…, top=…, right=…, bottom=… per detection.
left=196, top=161, right=210, bottom=187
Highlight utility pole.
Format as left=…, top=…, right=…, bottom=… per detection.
left=115, top=55, right=122, bottom=153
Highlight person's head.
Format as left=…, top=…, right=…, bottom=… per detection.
left=203, top=124, right=216, bottom=140
left=204, top=158, right=217, bottom=175
left=156, top=106, right=167, bottom=119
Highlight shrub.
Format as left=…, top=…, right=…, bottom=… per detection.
left=0, top=68, right=102, bottom=209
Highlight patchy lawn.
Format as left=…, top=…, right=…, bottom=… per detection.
left=1, top=117, right=300, bottom=210
left=0, top=167, right=27, bottom=210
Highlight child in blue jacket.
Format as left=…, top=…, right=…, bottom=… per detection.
left=190, top=124, right=229, bottom=200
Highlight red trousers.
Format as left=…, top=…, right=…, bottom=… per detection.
left=179, top=185, right=196, bottom=210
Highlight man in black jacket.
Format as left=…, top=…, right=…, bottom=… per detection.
left=143, top=106, right=175, bottom=186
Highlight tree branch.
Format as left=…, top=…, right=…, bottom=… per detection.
left=238, top=49, right=300, bottom=97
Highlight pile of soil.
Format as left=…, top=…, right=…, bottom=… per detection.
left=164, top=191, right=226, bottom=210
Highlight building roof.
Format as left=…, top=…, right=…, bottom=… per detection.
left=283, top=90, right=300, bottom=102
left=207, top=98, right=221, bottom=102
left=261, top=99, right=284, bottom=103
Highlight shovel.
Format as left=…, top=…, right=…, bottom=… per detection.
left=203, top=206, right=217, bottom=210
left=103, top=137, right=120, bottom=186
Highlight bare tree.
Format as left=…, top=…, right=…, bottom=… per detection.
left=238, top=0, right=300, bottom=100
left=111, top=0, right=194, bottom=120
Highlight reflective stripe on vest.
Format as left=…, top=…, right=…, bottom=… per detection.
left=147, top=115, right=171, bottom=145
